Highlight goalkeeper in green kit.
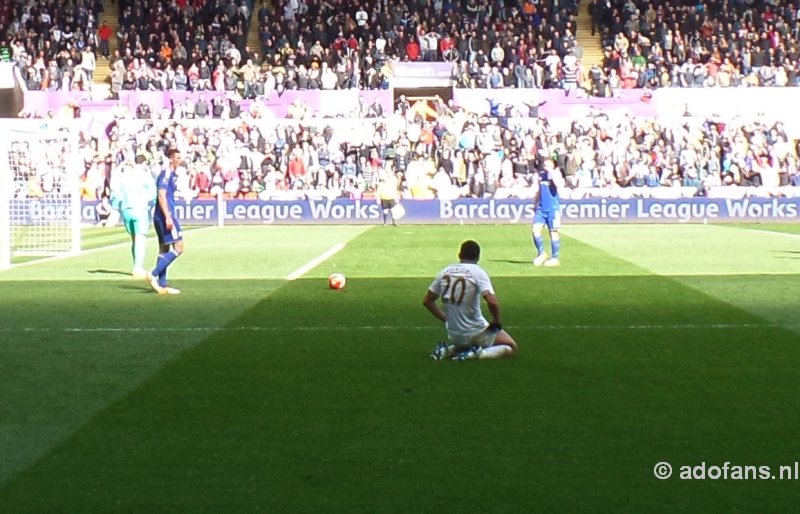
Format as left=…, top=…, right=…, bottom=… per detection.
left=111, top=154, right=156, bottom=278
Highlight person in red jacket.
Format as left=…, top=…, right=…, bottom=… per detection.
left=286, top=149, right=307, bottom=188
left=347, top=34, right=359, bottom=55
left=439, top=33, right=455, bottom=60
left=98, top=21, right=112, bottom=58
left=406, top=38, right=420, bottom=61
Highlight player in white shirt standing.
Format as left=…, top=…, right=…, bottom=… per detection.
left=424, top=240, right=518, bottom=360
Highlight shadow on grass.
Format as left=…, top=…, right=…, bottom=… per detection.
left=489, top=259, right=532, bottom=265
left=88, top=269, right=131, bottom=276
left=771, top=251, right=800, bottom=259
left=117, top=284, right=153, bottom=294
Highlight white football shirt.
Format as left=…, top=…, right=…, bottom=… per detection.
left=429, top=262, right=494, bottom=337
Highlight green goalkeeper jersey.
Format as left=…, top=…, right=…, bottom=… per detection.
left=111, top=164, right=156, bottom=218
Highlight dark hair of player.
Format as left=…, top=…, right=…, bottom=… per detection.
left=459, top=240, right=481, bottom=262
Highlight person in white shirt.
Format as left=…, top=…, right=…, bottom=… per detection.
left=418, top=27, right=440, bottom=61
left=320, top=65, right=338, bottom=89
left=284, top=0, right=297, bottom=20
left=355, top=5, right=368, bottom=26
left=81, top=47, right=96, bottom=84
left=490, top=42, right=505, bottom=64
left=544, top=49, right=561, bottom=79
left=424, top=240, right=518, bottom=360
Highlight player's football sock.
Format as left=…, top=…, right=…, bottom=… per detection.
left=152, top=256, right=168, bottom=287
left=133, top=235, right=147, bottom=270
left=479, top=345, right=513, bottom=359
left=152, top=253, right=167, bottom=278
left=452, top=346, right=481, bottom=360
left=533, top=235, right=545, bottom=255
left=152, top=250, right=180, bottom=277
left=551, top=239, right=561, bottom=259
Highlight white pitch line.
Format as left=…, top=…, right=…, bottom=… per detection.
left=286, top=242, right=346, bottom=281
left=0, top=323, right=784, bottom=333
left=10, top=241, right=131, bottom=269
left=7, top=226, right=219, bottom=270
left=738, top=227, right=800, bottom=239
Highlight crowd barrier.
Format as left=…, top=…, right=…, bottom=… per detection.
left=452, top=88, right=800, bottom=131
left=60, top=196, right=800, bottom=225
left=22, top=87, right=800, bottom=137
left=22, top=89, right=395, bottom=119
left=22, top=87, right=800, bottom=118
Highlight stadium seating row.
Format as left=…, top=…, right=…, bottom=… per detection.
left=3, top=0, right=800, bottom=94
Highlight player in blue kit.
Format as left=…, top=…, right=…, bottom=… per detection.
left=532, top=159, right=565, bottom=267
left=147, top=148, right=184, bottom=295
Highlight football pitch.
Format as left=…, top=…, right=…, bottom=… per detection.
left=1, top=223, right=800, bottom=512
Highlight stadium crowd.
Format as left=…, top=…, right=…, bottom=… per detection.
left=589, top=0, right=800, bottom=91
left=66, top=99, right=800, bottom=207
left=0, top=0, right=107, bottom=90
left=3, top=0, right=800, bottom=96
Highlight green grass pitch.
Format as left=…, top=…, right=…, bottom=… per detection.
left=2, top=223, right=800, bottom=512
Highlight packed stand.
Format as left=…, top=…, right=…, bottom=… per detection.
left=109, top=0, right=254, bottom=95
left=255, top=0, right=585, bottom=92
left=5, top=0, right=800, bottom=97
left=587, top=0, right=800, bottom=93
left=0, top=0, right=257, bottom=94
left=69, top=98, right=800, bottom=206
left=1, top=0, right=104, bottom=91
left=0, top=0, right=591, bottom=95
left=110, top=0, right=393, bottom=96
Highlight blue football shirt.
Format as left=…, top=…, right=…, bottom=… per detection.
left=154, top=168, right=178, bottom=218
left=537, top=169, right=560, bottom=211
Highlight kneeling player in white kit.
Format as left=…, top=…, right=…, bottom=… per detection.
left=423, top=240, right=518, bottom=360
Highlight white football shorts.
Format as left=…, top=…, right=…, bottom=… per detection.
left=449, top=328, right=497, bottom=349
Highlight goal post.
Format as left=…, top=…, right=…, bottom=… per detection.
left=0, top=123, right=82, bottom=269
left=0, top=153, right=9, bottom=270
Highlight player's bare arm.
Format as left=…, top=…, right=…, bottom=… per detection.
left=551, top=166, right=566, bottom=189
left=482, top=291, right=501, bottom=326
left=423, top=290, right=447, bottom=323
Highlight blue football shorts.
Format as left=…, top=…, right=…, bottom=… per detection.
left=154, top=215, right=183, bottom=245
left=533, top=209, right=561, bottom=231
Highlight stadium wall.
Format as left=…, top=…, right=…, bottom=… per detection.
left=69, top=198, right=800, bottom=225
left=452, top=88, right=800, bottom=135
left=22, top=88, right=800, bottom=136
left=23, top=89, right=395, bottom=119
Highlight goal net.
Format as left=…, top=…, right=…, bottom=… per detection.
left=0, top=125, right=81, bottom=269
